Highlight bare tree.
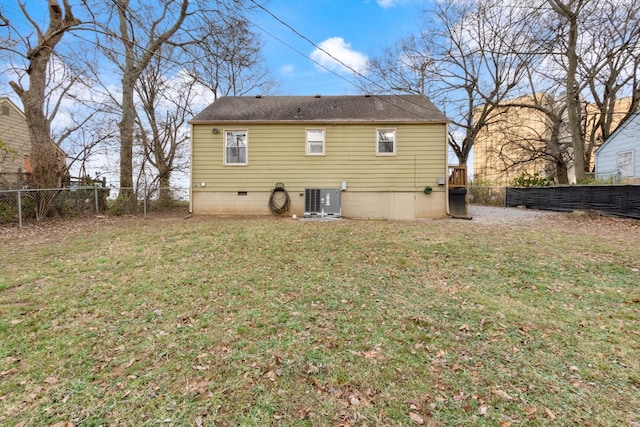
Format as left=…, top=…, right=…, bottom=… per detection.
left=364, top=0, right=540, bottom=166
left=90, top=0, right=190, bottom=206
left=183, top=12, right=276, bottom=99
left=64, top=115, right=119, bottom=183
left=363, top=35, right=434, bottom=96
left=1, top=0, right=81, bottom=188
left=431, top=0, right=541, bottom=165
left=580, top=0, right=640, bottom=170
left=542, top=0, right=640, bottom=179
left=545, top=0, right=590, bottom=182
left=481, top=92, right=572, bottom=184
left=508, top=0, right=640, bottom=181
left=134, top=48, right=192, bottom=205
left=363, top=0, right=639, bottom=184
left=126, top=2, right=271, bottom=206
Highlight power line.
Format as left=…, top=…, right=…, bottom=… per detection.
left=4, top=0, right=439, bottom=119
left=248, top=0, right=442, bottom=119
left=250, top=21, right=361, bottom=92
left=250, top=0, right=369, bottom=85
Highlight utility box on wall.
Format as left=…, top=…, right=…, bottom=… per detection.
left=304, top=188, right=341, bottom=218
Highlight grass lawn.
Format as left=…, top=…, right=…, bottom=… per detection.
left=1, top=212, right=639, bottom=426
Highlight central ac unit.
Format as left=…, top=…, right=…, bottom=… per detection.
left=304, top=188, right=341, bottom=218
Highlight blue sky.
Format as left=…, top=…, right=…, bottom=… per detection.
left=1, top=0, right=427, bottom=97
left=2, top=0, right=466, bottom=179
left=250, top=0, right=428, bottom=95
left=249, top=0, right=465, bottom=168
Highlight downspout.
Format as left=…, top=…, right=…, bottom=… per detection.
left=445, top=122, right=451, bottom=217
left=189, top=122, right=194, bottom=214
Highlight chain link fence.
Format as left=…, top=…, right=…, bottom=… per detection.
left=0, top=184, right=520, bottom=226
left=468, top=185, right=506, bottom=207
left=0, top=186, right=189, bottom=228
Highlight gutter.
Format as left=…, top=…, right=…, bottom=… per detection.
left=189, top=122, right=194, bottom=214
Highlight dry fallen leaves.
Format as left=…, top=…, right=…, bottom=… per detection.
left=492, top=389, right=513, bottom=400
left=544, top=406, right=556, bottom=420
left=409, top=411, right=424, bottom=424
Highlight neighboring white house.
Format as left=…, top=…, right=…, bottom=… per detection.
left=595, top=109, right=640, bottom=184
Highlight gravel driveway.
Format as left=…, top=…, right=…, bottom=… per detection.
left=466, top=205, right=560, bottom=225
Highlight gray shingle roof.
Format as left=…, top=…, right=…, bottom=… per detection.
left=190, top=95, right=448, bottom=123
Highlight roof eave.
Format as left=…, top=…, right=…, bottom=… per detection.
left=595, top=109, right=640, bottom=154
left=189, top=119, right=449, bottom=125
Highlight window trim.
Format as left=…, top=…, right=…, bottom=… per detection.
left=224, top=129, right=249, bottom=166
left=376, top=128, right=397, bottom=156
left=305, top=128, right=326, bottom=156
left=617, top=149, right=634, bottom=177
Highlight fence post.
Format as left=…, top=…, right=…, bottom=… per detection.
left=17, top=190, right=22, bottom=228
left=94, top=187, right=99, bottom=214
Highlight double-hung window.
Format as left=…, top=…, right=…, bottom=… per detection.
left=617, top=150, right=633, bottom=177
left=306, top=129, right=325, bottom=155
left=225, top=130, right=248, bottom=165
left=377, top=129, right=396, bottom=155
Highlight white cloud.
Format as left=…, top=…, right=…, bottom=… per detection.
left=310, top=37, right=368, bottom=74
left=376, top=0, right=419, bottom=8
left=280, top=64, right=295, bottom=75
left=377, top=0, right=397, bottom=8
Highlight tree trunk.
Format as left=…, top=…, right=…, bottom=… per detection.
left=113, top=0, right=189, bottom=211
left=565, top=11, right=585, bottom=182
left=18, top=73, right=60, bottom=188
left=119, top=75, right=136, bottom=192
left=547, top=0, right=586, bottom=182
left=115, top=0, right=136, bottom=209
left=548, top=116, right=570, bottom=185
left=158, top=173, right=172, bottom=207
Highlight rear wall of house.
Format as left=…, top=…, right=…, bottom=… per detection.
left=191, top=122, right=448, bottom=219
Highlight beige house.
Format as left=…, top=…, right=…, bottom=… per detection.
left=0, top=97, right=66, bottom=188
left=189, top=95, right=450, bottom=220
left=473, top=95, right=634, bottom=185
left=473, top=95, right=554, bottom=185
left=0, top=97, right=32, bottom=188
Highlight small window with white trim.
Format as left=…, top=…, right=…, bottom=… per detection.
left=224, top=130, right=248, bottom=165
left=376, top=128, right=396, bottom=155
left=306, top=129, right=325, bottom=155
left=617, top=150, right=633, bottom=177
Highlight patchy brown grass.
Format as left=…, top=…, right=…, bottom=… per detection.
left=1, top=212, right=639, bottom=426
